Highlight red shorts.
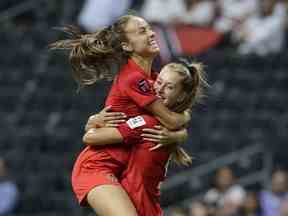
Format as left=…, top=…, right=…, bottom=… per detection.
left=71, top=146, right=125, bottom=206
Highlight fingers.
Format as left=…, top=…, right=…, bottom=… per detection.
left=105, top=123, right=120, bottom=128
left=88, top=114, right=97, bottom=120
left=87, top=128, right=97, bottom=133
left=105, top=119, right=126, bottom=127
left=101, top=106, right=126, bottom=119
left=154, top=125, right=163, bottom=130
left=105, top=118, right=126, bottom=127
left=107, top=119, right=126, bottom=124
left=141, top=133, right=163, bottom=140
left=104, top=112, right=126, bottom=118
left=149, top=144, right=164, bottom=151
left=102, top=105, right=112, bottom=112
left=142, top=128, right=163, bottom=135
left=85, top=125, right=93, bottom=131
left=104, top=115, right=126, bottom=121
left=142, top=137, right=160, bottom=143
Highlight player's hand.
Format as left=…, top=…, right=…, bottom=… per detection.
left=141, top=125, right=175, bottom=151
left=85, top=106, right=126, bottom=131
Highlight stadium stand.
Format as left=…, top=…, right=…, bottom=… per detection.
left=0, top=1, right=287, bottom=215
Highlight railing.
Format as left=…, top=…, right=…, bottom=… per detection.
left=162, top=143, right=273, bottom=207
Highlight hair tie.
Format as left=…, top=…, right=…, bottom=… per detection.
left=178, top=58, right=196, bottom=76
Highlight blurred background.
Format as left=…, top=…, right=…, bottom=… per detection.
left=0, top=0, right=288, bottom=215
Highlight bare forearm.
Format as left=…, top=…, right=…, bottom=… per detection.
left=157, top=112, right=186, bottom=130
left=84, top=107, right=126, bottom=132
left=146, top=100, right=190, bottom=130
left=141, top=125, right=188, bottom=151
left=171, top=128, right=188, bottom=144
left=83, top=128, right=123, bottom=146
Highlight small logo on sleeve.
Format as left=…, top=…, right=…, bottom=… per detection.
left=127, top=116, right=146, bottom=129
left=138, top=79, right=151, bottom=93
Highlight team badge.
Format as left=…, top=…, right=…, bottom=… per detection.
left=137, top=79, right=151, bottom=93
left=127, top=116, right=146, bottom=129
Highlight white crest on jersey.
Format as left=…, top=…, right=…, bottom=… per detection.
left=126, top=116, right=146, bottom=129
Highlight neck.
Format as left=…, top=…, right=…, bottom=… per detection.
left=131, top=54, right=154, bottom=77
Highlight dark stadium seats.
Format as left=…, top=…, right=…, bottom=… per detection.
left=2, top=47, right=287, bottom=213
left=1, top=2, right=287, bottom=213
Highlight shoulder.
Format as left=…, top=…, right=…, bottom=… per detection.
left=120, top=71, right=154, bottom=95
left=120, top=69, right=145, bottom=83
left=117, top=67, right=144, bottom=88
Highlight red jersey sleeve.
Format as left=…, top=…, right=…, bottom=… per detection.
left=117, top=115, right=159, bottom=146
left=117, top=123, right=142, bottom=146
left=121, top=73, right=158, bottom=108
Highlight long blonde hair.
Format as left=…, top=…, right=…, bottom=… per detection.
left=165, top=60, right=208, bottom=166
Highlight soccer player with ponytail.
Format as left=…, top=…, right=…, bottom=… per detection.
left=50, top=14, right=202, bottom=216
left=84, top=60, right=208, bottom=216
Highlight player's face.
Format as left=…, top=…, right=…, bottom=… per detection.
left=154, top=66, right=184, bottom=108
left=123, top=17, right=160, bottom=58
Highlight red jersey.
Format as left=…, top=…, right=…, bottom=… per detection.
left=104, top=59, right=158, bottom=166
left=106, top=59, right=158, bottom=116
left=118, top=115, right=171, bottom=216
left=71, top=59, right=158, bottom=205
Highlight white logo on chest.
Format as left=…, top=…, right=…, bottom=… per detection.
left=126, top=116, right=146, bottom=129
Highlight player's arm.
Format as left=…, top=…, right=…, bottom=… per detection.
left=145, top=100, right=190, bottom=130
left=123, top=75, right=190, bottom=131
left=83, top=128, right=123, bottom=146
left=83, top=113, right=186, bottom=148
left=83, top=111, right=140, bottom=146
left=141, top=125, right=188, bottom=151
left=85, top=106, right=126, bottom=131
left=83, top=107, right=132, bottom=146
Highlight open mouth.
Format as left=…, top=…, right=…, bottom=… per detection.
left=149, top=39, right=159, bottom=48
